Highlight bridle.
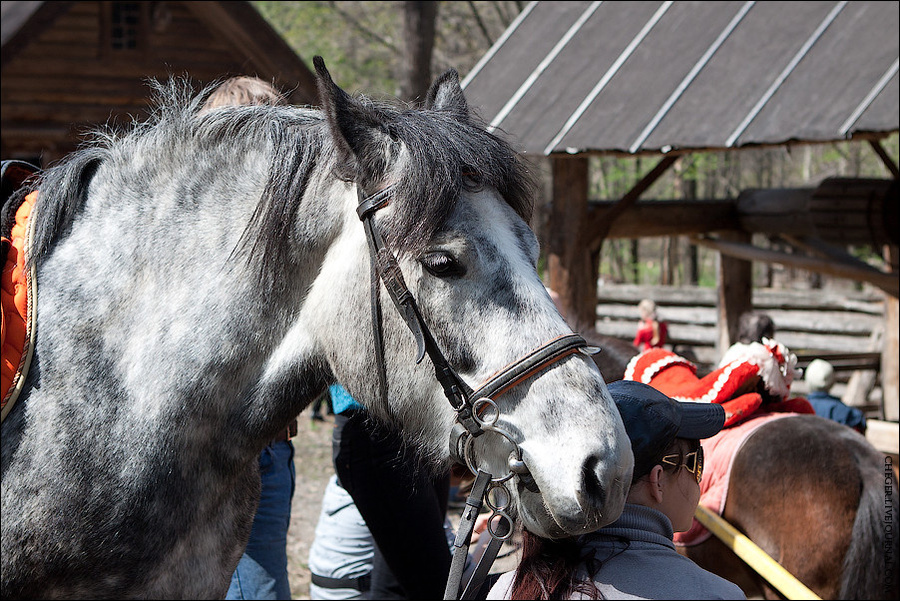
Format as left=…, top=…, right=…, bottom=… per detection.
left=356, top=182, right=595, bottom=599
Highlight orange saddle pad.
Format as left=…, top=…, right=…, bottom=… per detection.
left=2, top=190, right=37, bottom=415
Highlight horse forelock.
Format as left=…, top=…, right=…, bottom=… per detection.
left=384, top=106, right=535, bottom=254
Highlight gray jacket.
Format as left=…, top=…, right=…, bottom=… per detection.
left=488, top=504, right=746, bottom=600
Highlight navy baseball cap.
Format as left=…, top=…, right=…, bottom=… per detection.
left=607, top=380, right=725, bottom=479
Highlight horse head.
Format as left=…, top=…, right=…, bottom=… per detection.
left=306, top=57, right=633, bottom=538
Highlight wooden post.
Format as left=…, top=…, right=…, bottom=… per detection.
left=716, top=230, right=753, bottom=358
left=883, top=244, right=899, bottom=421
left=547, top=156, right=595, bottom=326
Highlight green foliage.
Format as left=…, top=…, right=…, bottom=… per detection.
left=252, top=1, right=400, bottom=95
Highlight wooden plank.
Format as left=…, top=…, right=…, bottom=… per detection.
left=597, top=303, right=880, bottom=335
left=866, top=419, right=899, bottom=455
left=794, top=352, right=882, bottom=371
left=33, top=29, right=100, bottom=45
left=2, top=56, right=237, bottom=80
left=691, top=235, right=900, bottom=298
left=596, top=284, right=884, bottom=313
left=1, top=75, right=160, bottom=96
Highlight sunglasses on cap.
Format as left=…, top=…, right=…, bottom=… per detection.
left=661, top=446, right=704, bottom=484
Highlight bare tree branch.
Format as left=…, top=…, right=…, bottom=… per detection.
left=466, top=1, right=494, bottom=47
left=327, top=1, right=400, bottom=54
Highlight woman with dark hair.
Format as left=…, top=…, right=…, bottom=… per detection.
left=488, top=381, right=746, bottom=600
left=737, top=311, right=776, bottom=344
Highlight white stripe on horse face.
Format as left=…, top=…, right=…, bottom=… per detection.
left=456, top=188, right=569, bottom=365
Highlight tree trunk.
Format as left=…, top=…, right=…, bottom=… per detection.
left=400, top=2, right=439, bottom=103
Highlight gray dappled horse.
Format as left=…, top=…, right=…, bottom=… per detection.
left=0, top=59, right=633, bottom=598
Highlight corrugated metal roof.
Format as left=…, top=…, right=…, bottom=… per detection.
left=461, top=1, right=899, bottom=157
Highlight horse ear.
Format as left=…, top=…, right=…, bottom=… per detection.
left=313, top=56, right=386, bottom=166
left=424, top=68, right=469, bottom=119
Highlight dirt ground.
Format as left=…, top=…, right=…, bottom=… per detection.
left=285, top=405, right=521, bottom=600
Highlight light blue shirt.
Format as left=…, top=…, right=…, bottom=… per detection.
left=329, top=384, right=363, bottom=415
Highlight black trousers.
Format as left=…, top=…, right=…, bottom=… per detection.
left=332, top=411, right=451, bottom=600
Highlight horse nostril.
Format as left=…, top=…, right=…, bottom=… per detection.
left=579, top=454, right=607, bottom=509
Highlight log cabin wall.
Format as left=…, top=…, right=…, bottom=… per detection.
left=596, top=283, right=885, bottom=360
left=1, top=1, right=315, bottom=166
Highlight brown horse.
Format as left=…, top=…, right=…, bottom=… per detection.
left=680, top=414, right=897, bottom=600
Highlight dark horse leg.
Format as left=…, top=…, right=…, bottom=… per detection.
left=683, top=415, right=898, bottom=600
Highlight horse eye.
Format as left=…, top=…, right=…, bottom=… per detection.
left=421, top=251, right=464, bottom=278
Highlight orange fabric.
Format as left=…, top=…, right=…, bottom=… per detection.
left=1, top=190, right=36, bottom=407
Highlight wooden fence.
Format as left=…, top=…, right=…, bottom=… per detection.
left=594, top=284, right=885, bottom=402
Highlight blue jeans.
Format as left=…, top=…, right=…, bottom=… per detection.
left=227, top=440, right=296, bottom=600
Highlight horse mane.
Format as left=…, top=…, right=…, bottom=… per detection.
left=24, top=77, right=536, bottom=289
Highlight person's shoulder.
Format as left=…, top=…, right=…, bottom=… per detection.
left=666, top=553, right=746, bottom=599
left=485, top=570, right=515, bottom=600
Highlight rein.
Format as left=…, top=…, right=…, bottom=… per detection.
left=356, top=183, right=594, bottom=599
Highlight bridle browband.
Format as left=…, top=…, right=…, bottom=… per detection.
left=356, top=182, right=595, bottom=599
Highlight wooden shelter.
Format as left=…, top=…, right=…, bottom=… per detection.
left=461, top=0, right=899, bottom=419
left=1, top=0, right=318, bottom=166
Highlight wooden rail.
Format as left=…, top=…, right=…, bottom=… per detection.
left=694, top=506, right=822, bottom=601
left=595, top=284, right=884, bottom=367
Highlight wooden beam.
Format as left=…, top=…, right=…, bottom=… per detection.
left=716, top=231, right=753, bottom=355
left=869, top=139, right=900, bottom=179
left=586, top=178, right=893, bottom=244
left=585, top=154, right=680, bottom=252
left=781, top=235, right=891, bottom=278
left=547, top=156, right=596, bottom=326
left=736, top=187, right=815, bottom=236
left=692, top=235, right=900, bottom=298
left=736, top=179, right=897, bottom=247
left=587, top=199, right=739, bottom=238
